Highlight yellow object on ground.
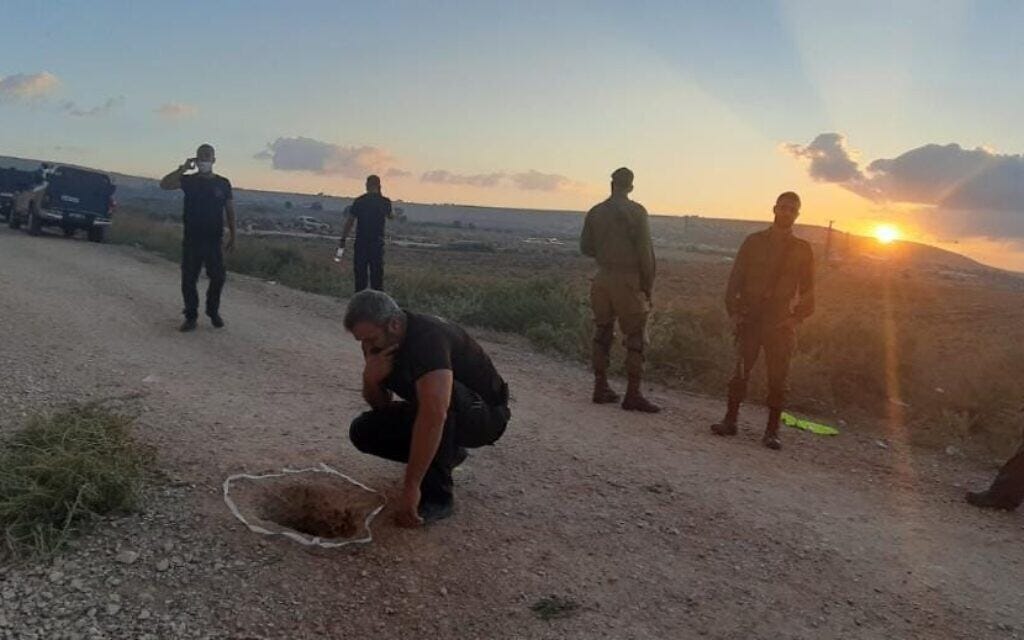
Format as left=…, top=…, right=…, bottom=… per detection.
left=781, top=412, right=839, bottom=436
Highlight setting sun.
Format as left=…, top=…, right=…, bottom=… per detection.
left=874, top=224, right=901, bottom=244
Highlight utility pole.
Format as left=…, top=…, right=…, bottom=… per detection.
left=823, top=220, right=834, bottom=264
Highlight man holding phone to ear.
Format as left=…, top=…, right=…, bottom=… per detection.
left=160, top=144, right=236, bottom=332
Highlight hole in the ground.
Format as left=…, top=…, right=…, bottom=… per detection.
left=259, top=481, right=366, bottom=539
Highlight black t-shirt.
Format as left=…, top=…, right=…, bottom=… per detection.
left=348, top=192, right=392, bottom=245
left=386, top=312, right=509, bottom=407
left=181, top=174, right=232, bottom=242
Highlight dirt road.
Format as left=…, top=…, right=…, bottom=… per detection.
left=1, top=226, right=1021, bottom=640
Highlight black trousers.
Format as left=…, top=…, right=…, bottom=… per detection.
left=181, top=240, right=226, bottom=320
left=349, top=382, right=510, bottom=505
left=353, top=241, right=384, bottom=292
left=985, top=444, right=1024, bottom=508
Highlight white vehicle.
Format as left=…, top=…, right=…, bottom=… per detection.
left=296, top=215, right=331, bottom=234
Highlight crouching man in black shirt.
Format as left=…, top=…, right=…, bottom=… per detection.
left=344, top=290, right=511, bottom=526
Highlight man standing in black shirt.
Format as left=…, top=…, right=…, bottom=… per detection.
left=344, top=290, right=511, bottom=526
left=338, top=174, right=392, bottom=291
left=160, top=144, right=236, bottom=332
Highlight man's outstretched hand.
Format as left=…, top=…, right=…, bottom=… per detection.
left=395, top=484, right=423, bottom=528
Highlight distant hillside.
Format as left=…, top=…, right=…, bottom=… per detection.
left=1, top=154, right=1006, bottom=279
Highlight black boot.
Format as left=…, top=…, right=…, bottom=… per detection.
left=966, top=489, right=1018, bottom=511
left=453, top=447, right=469, bottom=469
left=710, top=399, right=740, bottom=436
left=621, top=376, right=660, bottom=413
left=179, top=318, right=197, bottom=332
left=762, top=407, right=782, bottom=450
left=208, top=313, right=225, bottom=328
left=593, top=374, right=620, bottom=404
left=418, top=499, right=455, bottom=523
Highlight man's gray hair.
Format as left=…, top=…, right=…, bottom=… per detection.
left=344, top=289, right=404, bottom=331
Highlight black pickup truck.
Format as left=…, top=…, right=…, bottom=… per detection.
left=9, top=165, right=117, bottom=242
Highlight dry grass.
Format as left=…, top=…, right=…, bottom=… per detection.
left=0, top=404, right=153, bottom=559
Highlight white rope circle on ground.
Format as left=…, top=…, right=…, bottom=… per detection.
left=223, top=463, right=386, bottom=548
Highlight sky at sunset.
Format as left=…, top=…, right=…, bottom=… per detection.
left=3, top=1, right=1024, bottom=268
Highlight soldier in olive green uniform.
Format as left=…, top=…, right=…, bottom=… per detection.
left=580, top=168, right=660, bottom=413
left=711, top=192, right=814, bottom=449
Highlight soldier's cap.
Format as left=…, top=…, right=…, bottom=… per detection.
left=611, top=167, right=634, bottom=187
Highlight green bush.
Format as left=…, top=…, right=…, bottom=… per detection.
left=646, top=306, right=734, bottom=389
left=0, top=404, right=153, bottom=559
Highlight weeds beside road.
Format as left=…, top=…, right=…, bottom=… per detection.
left=0, top=404, right=152, bottom=560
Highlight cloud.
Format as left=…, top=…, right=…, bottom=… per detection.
left=785, top=132, right=1024, bottom=241
left=386, top=168, right=412, bottom=178
left=0, top=72, right=60, bottom=102
left=155, top=102, right=198, bottom=120
left=510, top=170, right=574, bottom=192
left=421, top=170, right=507, bottom=187
left=865, top=144, right=1022, bottom=210
left=782, top=133, right=863, bottom=184
left=60, top=96, right=125, bottom=117
left=255, top=136, right=404, bottom=179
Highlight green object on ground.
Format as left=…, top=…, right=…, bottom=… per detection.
left=781, top=412, right=839, bottom=436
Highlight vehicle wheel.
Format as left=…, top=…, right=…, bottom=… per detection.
left=27, top=205, right=42, bottom=236
left=87, top=226, right=105, bottom=243
left=63, top=227, right=75, bottom=238
left=7, top=212, right=19, bottom=230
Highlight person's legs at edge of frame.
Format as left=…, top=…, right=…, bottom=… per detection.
left=762, top=322, right=796, bottom=450
left=590, top=271, right=620, bottom=404
left=711, top=319, right=762, bottom=436
left=349, top=383, right=508, bottom=520
left=180, top=242, right=204, bottom=332
left=967, top=444, right=1024, bottom=511
left=204, top=240, right=227, bottom=328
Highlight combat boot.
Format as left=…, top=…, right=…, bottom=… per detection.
left=593, top=374, right=620, bottom=404
left=621, top=376, right=661, bottom=413
left=710, top=399, right=740, bottom=436
left=762, top=408, right=782, bottom=450
left=966, top=490, right=1018, bottom=511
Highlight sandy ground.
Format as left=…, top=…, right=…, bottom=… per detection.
left=0, top=225, right=1022, bottom=640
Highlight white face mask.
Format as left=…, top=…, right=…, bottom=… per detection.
left=197, top=161, right=214, bottom=174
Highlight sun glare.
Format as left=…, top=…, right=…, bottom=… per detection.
left=874, top=224, right=901, bottom=245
